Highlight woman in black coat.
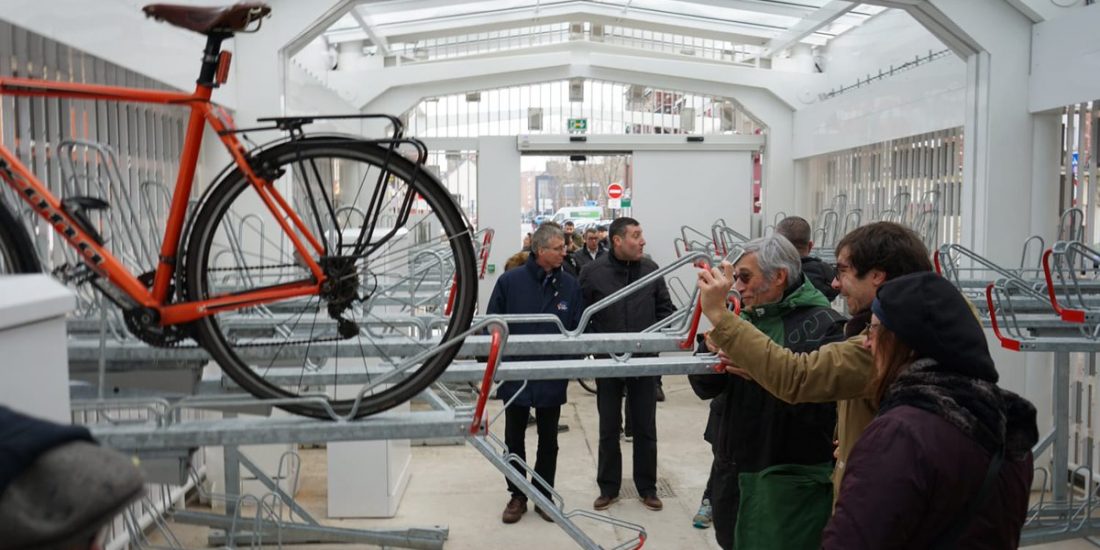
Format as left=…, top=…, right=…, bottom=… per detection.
left=823, top=272, right=1038, bottom=549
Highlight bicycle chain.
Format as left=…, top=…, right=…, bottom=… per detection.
left=205, top=263, right=300, bottom=273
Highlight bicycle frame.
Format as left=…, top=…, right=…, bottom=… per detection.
left=0, top=76, right=327, bottom=326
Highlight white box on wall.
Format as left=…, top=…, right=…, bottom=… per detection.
left=327, top=400, right=411, bottom=518
left=0, top=275, right=76, bottom=423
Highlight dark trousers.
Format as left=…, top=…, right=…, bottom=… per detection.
left=711, top=460, right=740, bottom=550
left=503, top=405, right=561, bottom=499
left=596, top=376, right=657, bottom=498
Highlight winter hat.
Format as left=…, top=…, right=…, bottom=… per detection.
left=0, top=441, right=145, bottom=550
left=871, top=271, right=997, bottom=383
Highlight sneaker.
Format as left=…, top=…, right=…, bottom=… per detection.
left=593, top=494, right=620, bottom=511
left=693, top=498, right=713, bottom=529
left=502, top=496, right=527, bottom=524
left=641, top=494, right=663, bottom=511
left=557, top=423, right=570, bottom=433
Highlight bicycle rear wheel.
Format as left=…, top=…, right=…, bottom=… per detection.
left=185, top=137, right=477, bottom=419
left=0, top=199, right=40, bottom=274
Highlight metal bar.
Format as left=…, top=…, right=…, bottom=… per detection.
left=173, top=511, right=447, bottom=549
left=1055, top=351, right=1070, bottom=503
left=90, top=409, right=471, bottom=452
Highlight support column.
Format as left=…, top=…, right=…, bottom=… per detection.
left=476, top=137, right=521, bottom=314
left=931, top=0, right=1036, bottom=265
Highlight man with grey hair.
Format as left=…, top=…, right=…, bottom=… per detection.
left=488, top=222, right=584, bottom=524
left=775, top=216, right=838, bottom=301
left=689, top=234, right=845, bottom=549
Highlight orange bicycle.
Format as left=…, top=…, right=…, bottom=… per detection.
left=0, top=3, right=478, bottom=419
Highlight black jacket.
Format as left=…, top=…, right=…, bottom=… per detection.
left=487, top=254, right=584, bottom=407
left=689, top=280, right=846, bottom=471
left=573, top=245, right=606, bottom=274
left=578, top=251, right=675, bottom=333
left=801, top=256, right=838, bottom=301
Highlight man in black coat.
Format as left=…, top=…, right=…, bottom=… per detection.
left=776, top=216, right=839, bottom=302
left=573, top=227, right=606, bottom=274
left=579, top=217, right=675, bottom=513
left=487, top=223, right=584, bottom=524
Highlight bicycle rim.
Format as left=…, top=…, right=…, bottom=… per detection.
left=185, top=138, right=477, bottom=419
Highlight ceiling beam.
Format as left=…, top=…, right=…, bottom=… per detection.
left=860, top=0, right=979, bottom=57
left=351, top=6, right=392, bottom=56
left=757, top=1, right=856, bottom=58
left=370, top=2, right=795, bottom=44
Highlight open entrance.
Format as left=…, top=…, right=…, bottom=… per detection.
left=519, top=153, right=632, bottom=241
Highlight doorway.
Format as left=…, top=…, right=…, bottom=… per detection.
left=519, top=153, right=632, bottom=241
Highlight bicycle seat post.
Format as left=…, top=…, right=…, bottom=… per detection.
left=197, top=33, right=231, bottom=89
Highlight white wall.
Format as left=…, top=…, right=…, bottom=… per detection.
left=475, top=137, right=522, bottom=314
left=1, top=0, right=236, bottom=103
left=818, top=10, right=952, bottom=94
left=1029, top=3, right=1100, bottom=113
left=632, top=150, right=753, bottom=284
left=793, top=9, right=966, bottom=160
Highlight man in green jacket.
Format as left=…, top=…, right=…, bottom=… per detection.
left=698, top=222, right=933, bottom=498
left=691, top=234, right=846, bottom=549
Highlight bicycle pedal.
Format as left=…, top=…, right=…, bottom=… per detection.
left=60, top=195, right=109, bottom=245
left=51, top=262, right=98, bottom=286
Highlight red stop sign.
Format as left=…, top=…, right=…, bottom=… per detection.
left=607, top=183, right=624, bottom=199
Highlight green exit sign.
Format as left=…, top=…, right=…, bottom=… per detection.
left=567, top=118, right=588, bottom=133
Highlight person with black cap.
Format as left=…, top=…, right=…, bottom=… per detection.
left=822, top=272, right=1037, bottom=549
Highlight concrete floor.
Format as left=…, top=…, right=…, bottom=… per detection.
left=153, top=375, right=1088, bottom=549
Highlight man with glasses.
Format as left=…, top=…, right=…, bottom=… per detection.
left=697, top=222, right=933, bottom=499
left=690, top=234, right=845, bottom=549
left=489, top=223, right=584, bottom=524
left=574, top=227, right=606, bottom=273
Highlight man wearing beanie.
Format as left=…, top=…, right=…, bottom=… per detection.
left=823, top=272, right=1037, bottom=549
left=697, top=222, right=934, bottom=496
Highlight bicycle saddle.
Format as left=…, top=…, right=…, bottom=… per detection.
left=142, top=3, right=271, bottom=34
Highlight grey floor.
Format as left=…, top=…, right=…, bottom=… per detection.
left=154, top=375, right=1088, bottom=549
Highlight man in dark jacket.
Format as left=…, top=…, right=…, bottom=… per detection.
left=691, top=234, right=845, bottom=549
left=573, top=227, right=606, bottom=274
left=488, top=224, right=584, bottom=524
left=579, top=217, right=675, bottom=513
left=775, top=216, right=838, bottom=301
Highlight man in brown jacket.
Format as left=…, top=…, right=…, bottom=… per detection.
left=697, top=222, right=932, bottom=495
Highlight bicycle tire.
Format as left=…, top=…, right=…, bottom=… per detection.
left=0, top=199, right=41, bottom=274
left=185, top=137, right=477, bottom=419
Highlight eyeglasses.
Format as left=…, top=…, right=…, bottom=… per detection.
left=836, top=262, right=853, bottom=276
left=867, top=322, right=883, bottom=337
left=732, top=271, right=754, bottom=285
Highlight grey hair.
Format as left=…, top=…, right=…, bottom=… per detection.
left=531, top=223, right=565, bottom=254
left=741, top=234, right=802, bottom=289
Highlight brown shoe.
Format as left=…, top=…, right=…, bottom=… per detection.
left=641, top=495, right=663, bottom=511
left=593, top=494, right=619, bottom=511
left=535, top=505, right=555, bottom=522
left=502, top=497, right=527, bottom=524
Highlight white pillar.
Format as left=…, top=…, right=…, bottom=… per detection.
left=935, top=0, right=1037, bottom=264
left=476, top=137, right=522, bottom=313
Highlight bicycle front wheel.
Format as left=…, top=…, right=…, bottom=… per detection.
left=185, top=137, right=477, bottom=419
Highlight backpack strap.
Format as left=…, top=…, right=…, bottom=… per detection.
left=930, top=447, right=1004, bottom=549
